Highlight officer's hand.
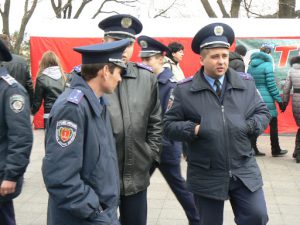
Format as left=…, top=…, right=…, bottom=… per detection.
left=278, top=102, right=286, bottom=112
left=194, top=124, right=200, bottom=136
left=0, top=180, right=16, bottom=196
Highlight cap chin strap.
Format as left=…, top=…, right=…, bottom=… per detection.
left=200, top=41, right=230, bottom=49
left=105, top=31, right=136, bottom=39
left=109, top=58, right=126, bottom=68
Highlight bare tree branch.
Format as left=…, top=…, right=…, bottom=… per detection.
left=62, top=0, right=72, bottom=19
left=73, top=0, right=93, bottom=19
left=51, top=0, right=62, bottom=18
left=153, top=0, right=177, bottom=18
left=216, top=0, right=230, bottom=18
left=14, top=0, right=38, bottom=53
left=92, top=0, right=137, bottom=19
left=92, top=0, right=111, bottom=19
left=200, top=0, right=217, bottom=18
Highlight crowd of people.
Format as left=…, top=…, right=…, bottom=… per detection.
left=0, top=14, right=299, bottom=225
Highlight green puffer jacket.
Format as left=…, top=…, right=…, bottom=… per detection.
left=247, top=51, right=282, bottom=117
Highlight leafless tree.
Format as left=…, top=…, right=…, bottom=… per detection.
left=0, top=0, right=11, bottom=35
left=51, top=0, right=138, bottom=19
left=0, top=0, right=38, bottom=54
left=200, top=0, right=299, bottom=18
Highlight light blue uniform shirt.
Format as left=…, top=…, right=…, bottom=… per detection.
left=203, top=73, right=225, bottom=92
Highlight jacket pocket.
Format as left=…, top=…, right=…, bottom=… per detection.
left=189, top=157, right=211, bottom=170
left=231, top=151, right=254, bottom=169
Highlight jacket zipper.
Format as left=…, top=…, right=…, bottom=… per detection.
left=221, top=105, right=232, bottom=179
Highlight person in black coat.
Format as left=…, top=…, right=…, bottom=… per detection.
left=0, top=34, right=34, bottom=106
left=0, top=39, right=33, bottom=225
left=138, top=35, right=200, bottom=225
left=31, top=51, right=65, bottom=127
left=229, top=44, right=247, bottom=72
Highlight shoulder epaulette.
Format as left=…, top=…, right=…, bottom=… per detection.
left=177, top=76, right=193, bottom=85
left=67, top=89, right=84, bottom=105
left=73, top=65, right=81, bottom=73
left=238, top=72, right=253, bottom=81
left=136, top=62, right=153, bottom=72
left=0, top=74, right=17, bottom=86
left=169, top=76, right=177, bottom=83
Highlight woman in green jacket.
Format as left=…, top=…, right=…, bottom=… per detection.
left=247, top=44, right=287, bottom=157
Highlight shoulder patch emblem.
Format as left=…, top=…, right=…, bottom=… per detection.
left=56, top=120, right=77, bottom=147
left=67, top=89, right=84, bottom=104
left=166, top=88, right=175, bottom=111
left=1, top=74, right=17, bottom=85
left=10, top=94, right=25, bottom=113
left=136, top=62, right=153, bottom=72
left=238, top=72, right=253, bottom=80
left=177, top=76, right=193, bottom=85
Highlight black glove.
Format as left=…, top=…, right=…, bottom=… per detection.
left=278, top=102, right=286, bottom=112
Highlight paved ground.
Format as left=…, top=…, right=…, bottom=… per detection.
left=14, top=130, right=300, bottom=225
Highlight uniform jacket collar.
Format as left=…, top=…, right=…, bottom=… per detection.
left=158, top=68, right=173, bottom=84
left=122, top=62, right=137, bottom=78
left=191, top=67, right=247, bottom=92
left=70, top=74, right=107, bottom=117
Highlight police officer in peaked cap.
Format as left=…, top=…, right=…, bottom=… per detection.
left=99, top=15, right=162, bottom=225
left=42, top=39, right=131, bottom=225
left=0, top=39, right=33, bottom=225
left=164, top=22, right=271, bottom=225
left=138, top=35, right=201, bottom=225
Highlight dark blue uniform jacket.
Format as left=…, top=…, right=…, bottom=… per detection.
left=0, top=66, right=32, bottom=202
left=158, top=68, right=182, bottom=164
left=164, top=68, right=271, bottom=200
left=42, top=74, right=120, bottom=225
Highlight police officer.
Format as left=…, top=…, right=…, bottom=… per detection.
left=42, top=39, right=130, bottom=225
left=164, top=23, right=271, bottom=225
left=137, top=35, right=200, bottom=225
left=0, top=39, right=33, bottom=225
left=98, top=15, right=162, bottom=225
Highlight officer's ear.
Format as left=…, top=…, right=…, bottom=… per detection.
left=102, top=64, right=110, bottom=80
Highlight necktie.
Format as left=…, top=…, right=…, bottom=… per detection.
left=214, top=79, right=222, bottom=97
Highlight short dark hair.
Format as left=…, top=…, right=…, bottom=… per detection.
left=235, top=45, right=247, bottom=56
left=168, top=42, right=184, bottom=53
left=81, top=63, right=117, bottom=81
left=290, top=55, right=300, bottom=66
left=166, top=42, right=184, bottom=60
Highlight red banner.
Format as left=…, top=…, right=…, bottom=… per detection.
left=30, top=36, right=297, bottom=133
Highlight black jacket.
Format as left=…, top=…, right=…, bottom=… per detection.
left=229, top=52, right=245, bottom=72
left=164, top=68, right=271, bottom=200
left=106, top=62, right=162, bottom=196
left=0, top=54, right=34, bottom=106
left=32, top=66, right=65, bottom=114
left=0, top=66, right=33, bottom=202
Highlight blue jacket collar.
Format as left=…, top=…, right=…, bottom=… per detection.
left=70, top=74, right=108, bottom=117
left=157, top=68, right=173, bottom=84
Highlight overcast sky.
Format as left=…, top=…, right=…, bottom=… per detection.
left=1, top=0, right=300, bottom=33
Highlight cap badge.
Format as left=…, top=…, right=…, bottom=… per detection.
left=121, top=17, right=132, bottom=28
left=139, top=40, right=148, bottom=48
left=214, top=25, right=224, bottom=36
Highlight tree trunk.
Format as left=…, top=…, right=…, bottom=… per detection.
left=278, top=0, right=295, bottom=18
left=13, top=0, right=38, bottom=54
left=200, top=0, right=217, bottom=18
left=230, top=0, right=241, bottom=17
left=0, top=0, right=11, bottom=35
